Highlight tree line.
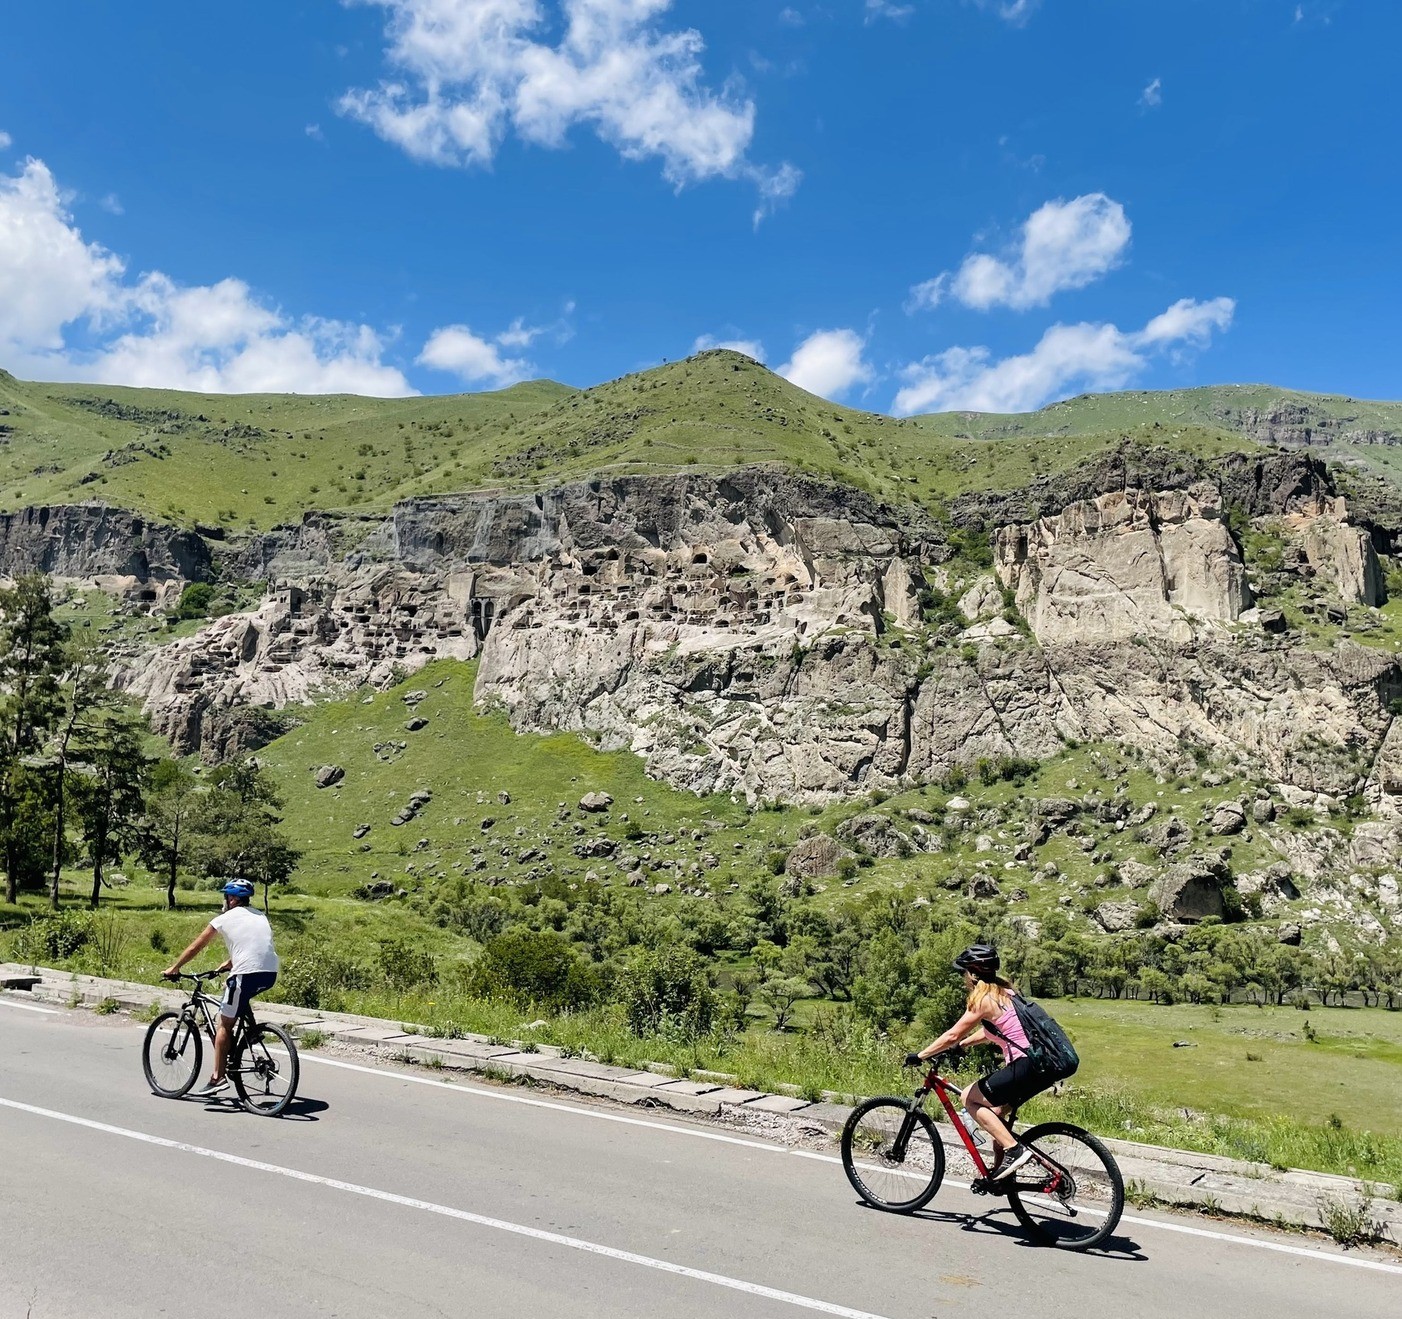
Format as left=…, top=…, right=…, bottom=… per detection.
left=0, top=574, right=300, bottom=911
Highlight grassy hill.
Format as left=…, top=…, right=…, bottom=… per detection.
left=0, top=368, right=571, bottom=529
left=0, top=354, right=1292, bottom=530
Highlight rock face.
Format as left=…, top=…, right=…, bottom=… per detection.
left=0, top=504, right=211, bottom=598
left=17, top=454, right=1391, bottom=814
left=994, top=485, right=1251, bottom=644
left=1292, top=508, right=1385, bottom=605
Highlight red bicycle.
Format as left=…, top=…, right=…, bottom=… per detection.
left=840, top=1052, right=1124, bottom=1250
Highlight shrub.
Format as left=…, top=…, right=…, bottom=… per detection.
left=615, top=945, right=714, bottom=1037
left=172, top=582, right=215, bottom=622
left=15, top=910, right=94, bottom=963
left=274, top=949, right=372, bottom=1010
left=377, top=938, right=438, bottom=990
left=468, top=927, right=600, bottom=1011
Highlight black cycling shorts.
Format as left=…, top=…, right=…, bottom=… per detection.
left=220, top=971, right=277, bottom=1020
left=978, top=1054, right=1052, bottom=1109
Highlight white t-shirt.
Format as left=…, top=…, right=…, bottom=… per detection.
left=209, top=905, right=280, bottom=975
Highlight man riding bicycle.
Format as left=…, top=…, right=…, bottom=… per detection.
left=163, top=879, right=279, bottom=1098
left=906, top=944, right=1055, bottom=1182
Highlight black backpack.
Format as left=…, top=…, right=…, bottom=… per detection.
left=985, top=994, right=1079, bottom=1080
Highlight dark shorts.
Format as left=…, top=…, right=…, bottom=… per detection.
left=220, top=971, right=277, bottom=1020
left=979, top=1054, right=1052, bottom=1109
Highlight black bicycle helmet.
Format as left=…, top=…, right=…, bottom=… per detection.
left=952, top=943, right=1000, bottom=980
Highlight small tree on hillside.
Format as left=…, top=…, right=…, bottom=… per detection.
left=190, top=759, right=301, bottom=912
left=46, top=635, right=109, bottom=909
left=74, top=709, right=154, bottom=909
left=141, top=758, right=200, bottom=910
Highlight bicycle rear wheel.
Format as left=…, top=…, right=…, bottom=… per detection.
left=1006, top=1121, right=1124, bottom=1250
left=841, top=1097, right=945, bottom=1213
left=142, top=1012, right=202, bottom=1098
left=232, top=1022, right=300, bottom=1116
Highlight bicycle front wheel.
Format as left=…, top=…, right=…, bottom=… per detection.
left=1006, top=1121, right=1124, bottom=1250
left=232, top=1023, right=300, bottom=1117
left=142, top=1012, right=203, bottom=1098
left=841, top=1097, right=945, bottom=1213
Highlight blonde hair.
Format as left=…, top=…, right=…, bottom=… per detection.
left=967, top=975, right=1016, bottom=1017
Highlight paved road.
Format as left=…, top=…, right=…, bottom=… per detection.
left=1, top=996, right=1398, bottom=1319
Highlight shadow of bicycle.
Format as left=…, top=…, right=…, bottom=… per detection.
left=853, top=1199, right=1147, bottom=1261
left=199, top=1094, right=330, bottom=1122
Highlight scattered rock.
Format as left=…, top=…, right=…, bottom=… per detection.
left=498, top=790, right=511, bottom=805
left=1118, top=859, right=1156, bottom=888
left=783, top=834, right=855, bottom=880
left=405, top=716, right=428, bottom=732
left=1277, top=921, right=1303, bottom=946
left=946, top=796, right=972, bottom=814
left=968, top=874, right=1001, bottom=899
left=1210, top=801, right=1247, bottom=836
left=314, top=764, right=345, bottom=789
left=1251, top=798, right=1275, bottom=824
left=1094, top=901, right=1140, bottom=933
left=837, top=813, right=916, bottom=858
left=352, top=823, right=371, bottom=840
left=579, top=791, right=613, bottom=813
left=1149, top=856, right=1228, bottom=922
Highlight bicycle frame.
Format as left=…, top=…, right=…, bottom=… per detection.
left=912, top=1067, right=1068, bottom=1196
left=174, top=976, right=255, bottom=1061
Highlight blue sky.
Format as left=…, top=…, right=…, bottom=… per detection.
left=0, top=1, right=1396, bottom=412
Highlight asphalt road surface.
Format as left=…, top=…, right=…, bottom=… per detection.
left=2, top=994, right=1398, bottom=1319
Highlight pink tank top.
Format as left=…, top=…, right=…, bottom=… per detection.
left=988, top=1002, right=1030, bottom=1062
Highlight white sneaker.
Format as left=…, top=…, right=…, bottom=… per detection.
left=989, top=1144, right=1034, bottom=1181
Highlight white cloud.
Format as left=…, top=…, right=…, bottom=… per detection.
left=913, top=193, right=1132, bottom=313
left=778, top=328, right=873, bottom=400
left=974, top=0, right=1040, bottom=25
left=0, top=130, right=11, bottom=151
left=1140, top=77, right=1162, bottom=109
left=904, top=274, right=948, bottom=314
left=692, top=333, right=765, bottom=361
left=418, top=323, right=533, bottom=386
left=892, top=297, right=1235, bottom=416
left=98, top=192, right=124, bottom=215
left=0, top=155, right=414, bottom=396
left=865, top=1, right=915, bottom=21
left=340, top=0, right=799, bottom=214
left=305, top=123, right=326, bottom=141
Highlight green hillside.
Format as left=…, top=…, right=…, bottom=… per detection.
left=0, top=354, right=1260, bottom=529
left=0, top=368, right=570, bottom=529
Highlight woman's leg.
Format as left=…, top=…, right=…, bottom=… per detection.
left=962, top=1081, right=1018, bottom=1152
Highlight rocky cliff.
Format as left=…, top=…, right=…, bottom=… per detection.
left=5, top=455, right=1399, bottom=818
left=0, top=504, right=211, bottom=598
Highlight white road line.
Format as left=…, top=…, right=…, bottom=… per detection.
left=306, top=1054, right=1402, bottom=1278
left=0, top=1096, right=893, bottom=1319
left=0, top=996, right=59, bottom=1015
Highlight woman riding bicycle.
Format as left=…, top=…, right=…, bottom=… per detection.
left=906, top=944, right=1052, bottom=1182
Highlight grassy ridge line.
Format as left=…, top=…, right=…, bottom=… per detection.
left=0, top=354, right=1294, bottom=531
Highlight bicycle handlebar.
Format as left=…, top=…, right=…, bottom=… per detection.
left=163, top=969, right=225, bottom=982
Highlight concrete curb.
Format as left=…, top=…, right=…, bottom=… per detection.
left=5, top=963, right=1398, bottom=1241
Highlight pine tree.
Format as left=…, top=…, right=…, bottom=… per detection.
left=0, top=574, right=70, bottom=904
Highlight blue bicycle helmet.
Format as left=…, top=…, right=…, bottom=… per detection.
left=221, top=879, right=256, bottom=900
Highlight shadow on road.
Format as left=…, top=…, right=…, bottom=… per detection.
left=852, top=1200, right=1147, bottom=1261
left=198, top=1095, right=330, bottom=1122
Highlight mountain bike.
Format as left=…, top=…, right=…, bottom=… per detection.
left=840, top=1052, right=1124, bottom=1250
left=141, top=970, right=300, bottom=1117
